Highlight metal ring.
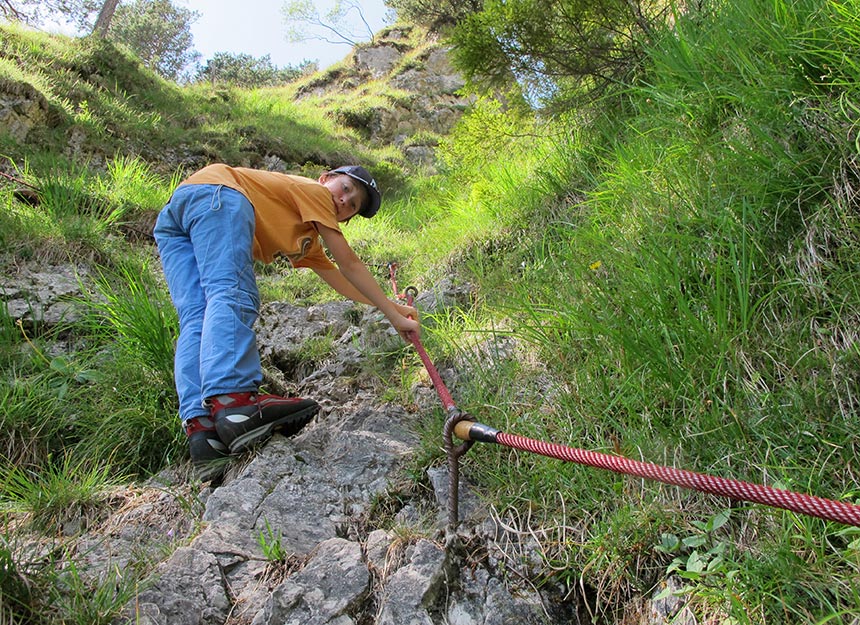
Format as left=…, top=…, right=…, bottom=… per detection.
left=443, top=409, right=475, bottom=459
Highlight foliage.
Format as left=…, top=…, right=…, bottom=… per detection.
left=384, top=0, right=483, bottom=32
left=97, top=152, right=177, bottom=215
left=2, top=153, right=170, bottom=263
left=47, top=558, right=141, bottom=625
left=0, top=533, right=34, bottom=623
left=0, top=454, right=124, bottom=532
left=1, top=0, right=200, bottom=81
left=79, top=257, right=179, bottom=389
left=106, top=0, right=200, bottom=81
left=0, top=531, right=140, bottom=625
left=0, top=22, right=393, bottom=194
left=194, top=51, right=318, bottom=87
left=429, top=0, right=860, bottom=620
left=257, top=518, right=288, bottom=562
left=436, top=94, right=535, bottom=180
left=450, top=0, right=670, bottom=106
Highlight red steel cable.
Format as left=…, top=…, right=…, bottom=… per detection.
left=399, top=277, right=457, bottom=411
left=409, top=333, right=457, bottom=412
left=388, top=264, right=860, bottom=527
left=497, top=431, right=860, bottom=527
left=388, top=262, right=401, bottom=300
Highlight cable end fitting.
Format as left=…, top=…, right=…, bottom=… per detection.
left=452, top=420, right=499, bottom=444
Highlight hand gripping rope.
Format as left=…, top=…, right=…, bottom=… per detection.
left=390, top=265, right=860, bottom=530
left=392, top=267, right=477, bottom=529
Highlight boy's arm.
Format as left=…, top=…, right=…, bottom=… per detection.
left=313, top=223, right=420, bottom=340
left=313, top=266, right=373, bottom=305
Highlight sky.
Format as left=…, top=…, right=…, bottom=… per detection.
left=177, top=0, right=393, bottom=70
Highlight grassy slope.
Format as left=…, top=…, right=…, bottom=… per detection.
left=1, top=1, right=859, bottom=623
left=0, top=22, right=421, bottom=187
left=420, top=1, right=860, bottom=622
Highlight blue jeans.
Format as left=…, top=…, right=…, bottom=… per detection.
left=154, top=184, right=262, bottom=425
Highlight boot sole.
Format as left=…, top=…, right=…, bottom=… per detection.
left=194, top=456, right=231, bottom=482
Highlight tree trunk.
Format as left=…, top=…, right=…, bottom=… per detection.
left=92, top=0, right=120, bottom=37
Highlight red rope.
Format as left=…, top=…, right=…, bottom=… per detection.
left=497, top=431, right=860, bottom=527
left=388, top=262, right=408, bottom=301
left=409, top=333, right=457, bottom=412
left=396, top=272, right=457, bottom=411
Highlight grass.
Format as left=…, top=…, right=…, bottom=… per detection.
left=428, top=1, right=860, bottom=621
left=0, top=454, right=124, bottom=533
left=1, top=0, right=860, bottom=622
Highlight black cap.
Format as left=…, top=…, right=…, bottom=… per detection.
left=331, top=165, right=381, bottom=218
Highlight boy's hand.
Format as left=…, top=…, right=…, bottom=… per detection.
left=392, top=315, right=421, bottom=342
left=313, top=223, right=421, bottom=342
left=392, top=302, right=420, bottom=341
left=394, top=302, right=419, bottom=321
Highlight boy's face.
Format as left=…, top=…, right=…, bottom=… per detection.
left=320, top=173, right=368, bottom=222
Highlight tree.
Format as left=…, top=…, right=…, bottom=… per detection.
left=194, top=52, right=318, bottom=88
left=1, top=0, right=200, bottom=82
left=450, top=0, right=670, bottom=108
left=0, top=0, right=101, bottom=30
left=106, top=0, right=200, bottom=81
left=383, top=0, right=483, bottom=33
left=282, top=0, right=384, bottom=47
left=91, top=0, right=119, bottom=36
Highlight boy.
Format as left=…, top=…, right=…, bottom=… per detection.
left=154, top=164, right=420, bottom=480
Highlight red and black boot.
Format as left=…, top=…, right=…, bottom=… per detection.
left=207, top=392, right=319, bottom=454
left=185, top=416, right=230, bottom=481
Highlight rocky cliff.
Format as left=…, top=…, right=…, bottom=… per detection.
left=0, top=24, right=470, bottom=176
left=294, top=25, right=472, bottom=172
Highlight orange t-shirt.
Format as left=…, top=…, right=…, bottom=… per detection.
left=179, top=164, right=339, bottom=271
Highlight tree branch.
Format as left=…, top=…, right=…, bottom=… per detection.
left=0, top=0, right=24, bottom=20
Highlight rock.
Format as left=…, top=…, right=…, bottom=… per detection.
left=643, top=576, right=697, bottom=625
left=446, top=567, right=548, bottom=625
left=252, top=538, right=370, bottom=625
left=405, top=144, right=436, bottom=168
left=427, top=465, right=487, bottom=527
left=77, top=485, right=200, bottom=583
left=1, top=260, right=584, bottom=623
left=293, top=30, right=472, bottom=169
left=376, top=539, right=451, bottom=625
left=0, top=78, right=57, bottom=141
left=118, top=547, right=230, bottom=625
left=255, top=301, right=358, bottom=379
left=390, top=48, right=466, bottom=96
left=414, top=277, right=474, bottom=313
left=1, top=264, right=91, bottom=331
left=364, top=529, right=393, bottom=574
left=354, top=44, right=404, bottom=78
left=358, top=305, right=405, bottom=353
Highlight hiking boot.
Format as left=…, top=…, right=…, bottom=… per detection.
left=185, top=416, right=230, bottom=481
left=208, top=391, right=319, bottom=454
